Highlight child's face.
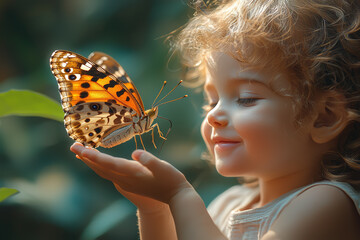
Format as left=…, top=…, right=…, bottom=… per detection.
left=202, top=53, right=321, bottom=179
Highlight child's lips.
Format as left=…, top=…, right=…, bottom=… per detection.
left=215, top=141, right=241, bottom=149
left=212, top=137, right=242, bottom=151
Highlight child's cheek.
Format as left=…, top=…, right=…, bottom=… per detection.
left=232, top=107, right=291, bottom=172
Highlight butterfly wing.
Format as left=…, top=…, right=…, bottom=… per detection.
left=64, top=102, right=134, bottom=148
left=88, top=52, right=145, bottom=111
left=50, top=50, right=144, bottom=115
left=50, top=50, right=143, bottom=147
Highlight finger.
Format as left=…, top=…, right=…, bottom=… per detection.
left=86, top=145, right=99, bottom=152
left=132, top=150, right=171, bottom=174
left=80, top=155, right=113, bottom=180
left=71, top=142, right=149, bottom=176
left=71, top=143, right=123, bottom=179
left=80, top=155, right=137, bottom=185
left=83, top=149, right=148, bottom=176
left=70, top=142, right=86, bottom=155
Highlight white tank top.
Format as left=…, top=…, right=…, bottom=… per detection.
left=207, top=180, right=360, bottom=240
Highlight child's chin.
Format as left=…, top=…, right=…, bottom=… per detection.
left=215, top=161, right=250, bottom=177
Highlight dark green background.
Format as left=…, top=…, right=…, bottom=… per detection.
left=0, top=0, right=236, bottom=239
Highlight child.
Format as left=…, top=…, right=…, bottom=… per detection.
left=70, top=0, right=360, bottom=239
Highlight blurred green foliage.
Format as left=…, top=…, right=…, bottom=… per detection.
left=0, top=0, right=237, bottom=239
left=0, top=90, right=63, bottom=121
left=0, top=188, right=19, bottom=202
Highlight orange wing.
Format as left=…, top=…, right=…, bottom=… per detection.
left=50, top=50, right=144, bottom=116
left=88, top=52, right=145, bottom=112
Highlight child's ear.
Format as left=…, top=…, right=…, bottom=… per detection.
left=310, top=92, right=348, bottom=144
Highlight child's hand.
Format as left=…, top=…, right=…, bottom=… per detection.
left=70, top=143, right=192, bottom=206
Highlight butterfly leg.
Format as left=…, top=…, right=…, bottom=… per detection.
left=153, top=123, right=167, bottom=140
left=138, top=134, right=146, bottom=150
left=150, top=127, right=158, bottom=149
left=134, top=135, right=138, bottom=150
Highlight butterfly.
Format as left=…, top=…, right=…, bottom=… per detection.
left=50, top=50, right=186, bottom=149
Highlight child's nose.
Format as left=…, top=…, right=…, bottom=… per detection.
left=207, top=109, right=228, bottom=128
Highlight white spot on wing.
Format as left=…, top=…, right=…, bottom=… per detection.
left=80, top=64, right=91, bottom=71
left=85, top=62, right=92, bottom=68
left=97, top=67, right=106, bottom=73
left=118, top=67, right=126, bottom=75
left=97, top=56, right=108, bottom=65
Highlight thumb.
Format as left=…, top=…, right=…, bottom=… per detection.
left=132, top=150, right=165, bottom=171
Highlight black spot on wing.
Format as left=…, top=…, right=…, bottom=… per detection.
left=76, top=105, right=84, bottom=111
left=94, top=127, right=102, bottom=134
left=116, top=89, right=126, bottom=97
left=87, top=66, right=107, bottom=78
left=107, top=99, right=117, bottom=104
left=90, top=103, right=101, bottom=111
left=108, top=106, right=116, bottom=115
left=80, top=91, right=89, bottom=98
left=103, top=80, right=118, bottom=90
left=81, top=82, right=90, bottom=88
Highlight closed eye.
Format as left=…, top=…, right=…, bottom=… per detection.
left=236, top=98, right=260, bottom=106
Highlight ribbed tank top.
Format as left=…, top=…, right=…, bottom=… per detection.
left=207, top=181, right=360, bottom=239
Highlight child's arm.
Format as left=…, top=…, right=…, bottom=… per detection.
left=71, top=143, right=177, bottom=240
left=113, top=184, right=177, bottom=240
left=70, top=143, right=227, bottom=240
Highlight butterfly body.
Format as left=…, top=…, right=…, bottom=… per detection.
left=50, top=50, right=162, bottom=148
left=100, top=107, right=159, bottom=148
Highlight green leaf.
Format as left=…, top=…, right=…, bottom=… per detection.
left=0, top=188, right=19, bottom=202
left=80, top=199, right=135, bottom=240
left=0, top=89, right=63, bottom=122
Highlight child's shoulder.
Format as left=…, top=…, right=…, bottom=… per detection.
left=263, top=183, right=360, bottom=240
left=207, top=184, right=259, bottom=227
left=208, top=184, right=258, bottom=210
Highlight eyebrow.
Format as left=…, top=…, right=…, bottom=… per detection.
left=232, top=77, right=290, bottom=97
left=230, top=77, right=267, bottom=86
left=204, top=77, right=267, bottom=91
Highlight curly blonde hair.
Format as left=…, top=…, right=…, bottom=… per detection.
left=173, top=0, right=360, bottom=188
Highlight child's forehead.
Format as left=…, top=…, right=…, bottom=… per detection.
left=204, top=52, right=293, bottom=95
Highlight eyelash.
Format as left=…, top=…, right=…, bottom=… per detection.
left=236, top=98, right=259, bottom=105
left=203, top=98, right=259, bottom=113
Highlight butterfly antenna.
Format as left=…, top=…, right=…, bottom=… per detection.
left=155, top=95, right=188, bottom=108
left=154, top=80, right=183, bottom=106
left=152, top=81, right=167, bottom=108
left=157, top=116, right=173, bottom=153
